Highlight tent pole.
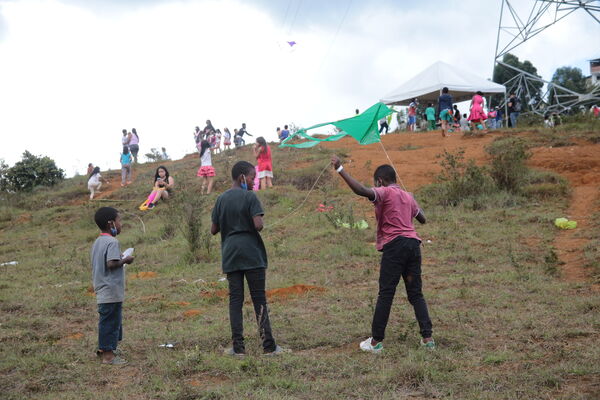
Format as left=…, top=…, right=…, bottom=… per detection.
left=504, top=91, right=508, bottom=129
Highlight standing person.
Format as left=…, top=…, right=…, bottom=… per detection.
left=203, top=120, right=216, bottom=139
left=379, top=116, right=389, bottom=134
left=233, top=129, right=241, bottom=148
left=507, top=93, right=521, bottom=128
left=223, top=128, right=232, bottom=150
left=495, top=107, right=503, bottom=129
left=129, top=128, right=140, bottom=163
left=425, top=103, right=436, bottom=131
left=120, top=146, right=133, bottom=187
left=210, top=161, right=288, bottom=356
left=468, top=91, right=488, bottom=133
left=280, top=125, right=290, bottom=141
left=88, top=167, right=108, bottom=200
left=276, top=127, right=282, bottom=141
left=161, top=147, right=169, bottom=160
left=87, top=163, right=94, bottom=176
left=194, top=126, right=202, bottom=144
left=487, top=108, right=498, bottom=130
left=330, top=155, right=434, bottom=353
left=197, top=140, right=215, bottom=195
left=253, top=137, right=273, bottom=190
left=407, top=99, right=417, bottom=132
left=236, top=123, right=252, bottom=146
left=437, top=87, right=453, bottom=137
left=91, top=207, right=134, bottom=365
left=453, top=105, right=461, bottom=125
left=121, top=129, right=130, bottom=147
left=215, top=130, right=222, bottom=154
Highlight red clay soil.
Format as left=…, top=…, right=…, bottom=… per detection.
left=321, top=132, right=600, bottom=286
left=198, top=284, right=326, bottom=301
left=183, top=309, right=202, bottom=318
left=529, top=144, right=600, bottom=287
left=129, top=271, right=157, bottom=279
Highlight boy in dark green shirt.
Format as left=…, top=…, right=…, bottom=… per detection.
left=211, top=161, right=286, bottom=356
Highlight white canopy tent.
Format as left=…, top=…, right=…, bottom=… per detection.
left=380, top=61, right=506, bottom=106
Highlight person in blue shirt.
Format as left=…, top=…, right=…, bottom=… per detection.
left=437, top=87, right=453, bottom=137
left=120, top=146, right=133, bottom=186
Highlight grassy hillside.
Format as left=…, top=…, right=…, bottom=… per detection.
left=0, top=130, right=599, bottom=400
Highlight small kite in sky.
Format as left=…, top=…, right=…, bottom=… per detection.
left=287, top=41, right=297, bottom=47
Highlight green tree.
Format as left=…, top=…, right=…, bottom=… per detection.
left=1, top=151, right=65, bottom=192
left=493, top=53, right=543, bottom=109
left=548, top=66, right=588, bottom=105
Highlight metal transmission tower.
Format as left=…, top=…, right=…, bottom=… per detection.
left=494, top=0, right=600, bottom=115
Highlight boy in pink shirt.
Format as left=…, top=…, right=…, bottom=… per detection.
left=331, top=155, right=434, bottom=352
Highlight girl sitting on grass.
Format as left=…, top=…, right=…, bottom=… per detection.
left=147, top=166, right=174, bottom=209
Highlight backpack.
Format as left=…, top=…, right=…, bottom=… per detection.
left=514, top=99, right=522, bottom=112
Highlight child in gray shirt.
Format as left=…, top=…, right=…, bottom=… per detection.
left=91, top=207, right=134, bottom=365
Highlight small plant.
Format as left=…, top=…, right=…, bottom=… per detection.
left=486, top=137, right=531, bottom=192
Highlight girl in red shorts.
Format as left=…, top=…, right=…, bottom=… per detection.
left=197, top=140, right=215, bottom=194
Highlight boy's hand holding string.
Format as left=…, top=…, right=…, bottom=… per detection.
left=330, top=155, right=426, bottom=224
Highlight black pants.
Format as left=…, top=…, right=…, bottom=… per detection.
left=372, top=236, right=432, bottom=341
left=227, top=268, right=276, bottom=353
left=379, top=121, right=389, bottom=134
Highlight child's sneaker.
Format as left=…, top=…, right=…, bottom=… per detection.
left=223, top=348, right=245, bottom=358
left=420, top=338, right=436, bottom=350
left=359, top=337, right=383, bottom=354
left=147, top=203, right=155, bottom=209
left=263, top=345, right=291, bottom=356
left=102, top=356, right=127, bottom=365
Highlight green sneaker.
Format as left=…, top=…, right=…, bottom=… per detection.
left=420, top=338, right=436, bottom=350
left=360, top=337, right=383, bottom=353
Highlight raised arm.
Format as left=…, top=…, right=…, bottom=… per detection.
left=331, top=155, right=375, bottom=201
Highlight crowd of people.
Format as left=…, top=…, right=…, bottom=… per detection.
left=385, top=90, right=524, bottom=135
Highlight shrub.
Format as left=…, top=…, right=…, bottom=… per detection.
left=486, top=137, right=531, bottom=192
left=422, top=149, right=496, bottom=206
left=0, top=152, right=64, bottom=192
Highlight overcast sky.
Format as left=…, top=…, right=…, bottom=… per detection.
left=0, top=0, right=598, bottom=176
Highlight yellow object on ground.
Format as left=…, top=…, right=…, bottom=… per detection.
left=554, top=217, right=577, bottom=229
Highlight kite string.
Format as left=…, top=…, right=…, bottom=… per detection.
left=378, top=139, right=409, bottom=192
left=264, top=161, right=330, bottom=230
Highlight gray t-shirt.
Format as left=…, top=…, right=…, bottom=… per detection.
left=211, top=188, right=267, bottom=273
left=90, top=235, right=124, bottom=304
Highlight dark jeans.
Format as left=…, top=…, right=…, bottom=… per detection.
left=129, top=144, right=139, bottom=162
left=227, top=268, right=276, bottom=353
left=372, top=236, right=432, bottom=341
left=379, top=121, right=389, bottom=134
left=98, top=302, right=123, bottom=352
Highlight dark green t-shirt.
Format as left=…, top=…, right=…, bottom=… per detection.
left=211, top=188, right=268, bottom=273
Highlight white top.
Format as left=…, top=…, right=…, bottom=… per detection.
left=122, top=136, right=129, bottom=145
left=88, top=173, right=101, bottom=186
left=200, top=149, right=212, bottom=167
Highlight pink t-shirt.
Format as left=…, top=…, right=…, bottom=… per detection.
left=371, top=184, right=421, bottom=251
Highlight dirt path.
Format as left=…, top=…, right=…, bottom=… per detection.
left=529, top=143, right=600, bottom=286
left=322, top=131, right=600, bottom=285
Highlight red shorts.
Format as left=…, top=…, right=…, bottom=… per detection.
left=197, top=166, right=215, bottom=177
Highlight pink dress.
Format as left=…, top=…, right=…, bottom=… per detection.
left=468, top=94, right=487, bottom=121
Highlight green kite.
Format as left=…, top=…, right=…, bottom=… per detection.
left=280, top=102, right=394, bottom=148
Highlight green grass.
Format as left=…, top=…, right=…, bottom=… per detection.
left=0, top=138, right=599, bottom=399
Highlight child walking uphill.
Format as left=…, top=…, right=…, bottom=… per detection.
left=88, top=167, right=108, bottom=200
left=120, top=146, right=133, bottom=187
left=331, top=155, right=435, bottom=353
left=197, top=140, right=215, bottom=194
left=91, top=207, right=134, bottom=365
left=210, top=161, right=288, bottom=356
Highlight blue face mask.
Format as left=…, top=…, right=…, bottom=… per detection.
left=240, top=175, right=248, bottom=190
left=110, top=223, right=118, bottom=236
